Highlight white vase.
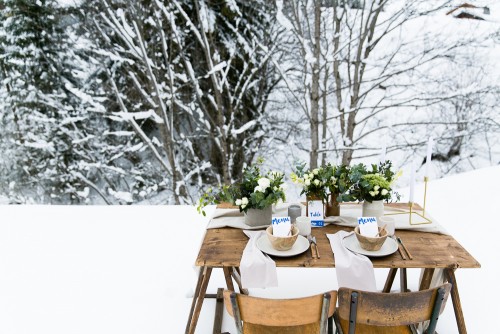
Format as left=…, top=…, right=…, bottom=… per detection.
left=362, top=200, right=384, bottom=219
left=244, top=206, right=273, bottom=227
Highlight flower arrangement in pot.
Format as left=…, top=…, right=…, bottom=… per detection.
left=291, top=163, right=327, bottom=215
left=323, top=163, right=350, bottom=216
left=197, top=159, right=286, bottom=227
left=339, top=161, right=401, bottom=218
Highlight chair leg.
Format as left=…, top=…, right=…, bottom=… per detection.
left=212, top=288, right=224, bottom=334
left=230, top=292, right=244, bottom=334
left=320, top=293, right=331, bottom=334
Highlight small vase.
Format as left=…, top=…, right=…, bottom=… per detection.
left=306, top=194, right=323, bottom=216
left=362, top=200, right=384, bottom=219
left=325, top=193, right=340, bottom=217
left=244, top=206, right=273, bottom=227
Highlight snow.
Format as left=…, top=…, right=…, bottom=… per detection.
left=0, top=166, right=498, bottom=333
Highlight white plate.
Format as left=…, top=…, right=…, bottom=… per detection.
left=342, top=233, right=398, bottom=257
left=256, top=235, right=309, bottom=257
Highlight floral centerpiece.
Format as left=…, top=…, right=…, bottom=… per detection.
left=291, top=163, right=327, bottom=200
left=197, top=159, right=286, bottom=226
left=323, top=163, right=350, bottom=216
left=339, top=161, right=401, bottom=217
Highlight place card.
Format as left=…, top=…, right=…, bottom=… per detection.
left=358, top=217, right=378, bottom=237
left=272, top=216, right=291, bottom=237
left=308, top=200, right=324, bottom=227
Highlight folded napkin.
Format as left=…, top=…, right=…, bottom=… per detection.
left=327, top=231, right=377, bottom=292
left=239, top=230, right=278, bottom=289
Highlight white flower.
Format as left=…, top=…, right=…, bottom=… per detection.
left=304, top=174, right=310, bottom=180
left=374, top=190, right=379, bottom=195
left=235, top=199, right=242, bottom=206
left=254, top=185, right=262, bottom=193
left=273, top=186, right=278, bottom=191
left=313, top=168, right=319, bottom=175
left=369, top=191, right=376, bottom=197
left=381, top=189, right=388, bottom=196
left=305, top=179, right=311, bottom=186
left=241, top=197, right=249, bottom=205
left=330, top=177, right=337, bottom=184
left=258, top=177, right=271, bottom=190
left=313, top=179, right=320, bottom=186
left=241, top=204, right=247, bottom=209
left=308, top=173, right=314, bottom=179
left=374, top=185, right=380, bottom=191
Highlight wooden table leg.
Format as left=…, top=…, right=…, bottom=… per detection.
left=400, top=268, right=408, bottom=292
left=383, top=268, right=398, bottom=293
left=419, top=268, right=435, bottom=291
left=212, top=288, right=224, bottom=334
left=223, top=267, right=235, bottom=291
left=445, top=268, right=468, bottom=334
left=232, top=267, right=249, bottom=295
left=185, top=266, right=213, bottom=334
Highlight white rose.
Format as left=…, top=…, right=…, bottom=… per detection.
left=374, top=190, right=379, bottom=195
left=241, top=204, right=247, bottom=209
left=304, top=174, right=310, bottom=180
left=305, top=179, right=311, bottom=186
left=314, top=179, right=320, bottom=186
left=308, top=173, right=314, bottom=179
left=374, top=185, right=380, bottom=191
left=241, top=197, right=249, bottom=205
left=254, top=185, right=262, bottom=193
left=381, top=189, right=388, bottom=196
left=369, top=191, right=376, bottom=197
left=258, top=177, right=271, bottom=190
left=235, top=199, right=242, bottom=206
left=313, top=169, right=319, bottom=175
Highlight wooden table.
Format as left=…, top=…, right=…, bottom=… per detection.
left=185, top=205, right=480, bottom=334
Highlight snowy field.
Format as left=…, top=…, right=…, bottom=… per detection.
left=0, top=166, right=498, bottom=333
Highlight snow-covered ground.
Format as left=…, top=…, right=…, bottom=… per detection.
left=0, top=166, right=498, bottom=333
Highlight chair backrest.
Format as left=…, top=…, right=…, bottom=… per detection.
left=336, top=283, right=451, bottom=334
left=223, top=290, right=337, bottom=334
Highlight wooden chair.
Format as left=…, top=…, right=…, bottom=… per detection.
left=223, top=290, right=337, bottom=334
left=334, top=283, right=451, bottom=334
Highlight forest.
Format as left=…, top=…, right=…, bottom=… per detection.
left=0, top=0, right=498, bottom=204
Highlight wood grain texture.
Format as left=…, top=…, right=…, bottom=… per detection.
left=196, top=225, right=480, bottom=270
left=223, top=290, right=336, bottom=332
left=336, top=284, right=451, bottom=333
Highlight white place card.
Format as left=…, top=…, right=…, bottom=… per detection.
left=272, top=216, right=291, bottom=237
left=308, top=200, right=324, bottom=227
left=358, top=217, right=379, bottom=237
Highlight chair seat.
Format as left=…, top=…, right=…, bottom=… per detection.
left=336, top=317, right=413, bottom=334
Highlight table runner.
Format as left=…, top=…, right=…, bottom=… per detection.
left=206, top=203, right=448, bottom=235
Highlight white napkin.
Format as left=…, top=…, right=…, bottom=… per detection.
left=239, top=230, right=278, bottom=289
left=327, top=231, right=377, bottom=292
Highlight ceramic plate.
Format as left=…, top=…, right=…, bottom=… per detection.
left=256, top=235, right=309, bottom=257
left=342, top=233, right=398, bottom=257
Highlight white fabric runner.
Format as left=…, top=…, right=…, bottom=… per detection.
left=207, top=203, right=448, bottom=235
left=239, top=230, right=278, bottom=289
left=327, top=231, right=377, bottom=292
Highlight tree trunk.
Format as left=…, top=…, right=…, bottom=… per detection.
left=309, top=0, right=321, bottom=169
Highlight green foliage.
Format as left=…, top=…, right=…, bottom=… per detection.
left=197, top=159, right=286, bottom=215
left=291, top=162, right=351, bottom=202
left=339, top=161, right=401, bottom=203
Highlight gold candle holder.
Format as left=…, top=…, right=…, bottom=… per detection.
left=385, top=177, right=433, bottom=225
